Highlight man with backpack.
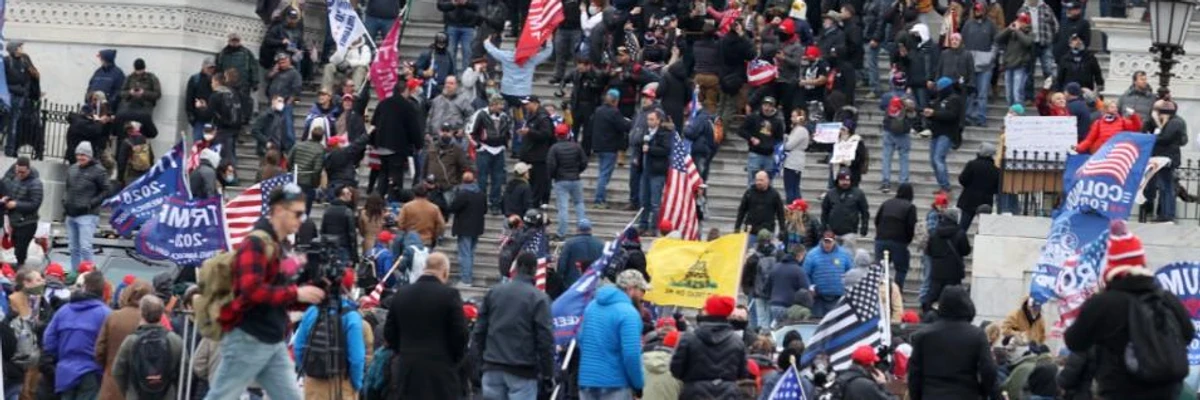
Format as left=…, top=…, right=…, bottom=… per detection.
left=111, top=295, right=183, bottom=400
left=1065, top=220, right=1194, bottom=399
left=293, top=270, right=370, bottom=399
left=744, top=230, right=780, bottom=330
left=471, top=252, right=556, bottom=398
left=117, top=120, right=155, bottom=187
left=831, top=345, right=896, bottom=400
left=42, top=271, right=111, bottom=399
left=208, top=72, right=244, bottom=166
left=200, top=184, right=327, bottom=399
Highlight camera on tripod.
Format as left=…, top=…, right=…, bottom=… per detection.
left=296, top=235, right=346, bottom=299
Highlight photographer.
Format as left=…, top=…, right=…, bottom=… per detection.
left=321, top=185, right=360, bottom=268
left=293, top=269, right=370, bottom=399
left=203, top=184, right=327, bottom=399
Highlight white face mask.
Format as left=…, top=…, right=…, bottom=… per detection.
left=273, top=102, right=285, bottom=112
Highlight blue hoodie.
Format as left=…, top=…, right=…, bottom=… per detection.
left=577, top=285, right=644, bottom=390
left=802, top=244, right=853, bottom=297
left=293, top=298, right=368, bottom=390
left=42, top=294, right=111, bottom=393
left=86, top=49, right=125, bottom=107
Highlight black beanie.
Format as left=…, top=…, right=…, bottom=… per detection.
left=134, top=58, right=146, bottom=71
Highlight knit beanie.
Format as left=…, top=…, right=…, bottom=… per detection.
left=704, top=295, right=735, bottom=318
left=1103, top=219, right=1148, bottom=283
left=76, top=141, right=94, bottom=158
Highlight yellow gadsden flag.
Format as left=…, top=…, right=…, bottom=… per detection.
left=644, top=233, right=748, bottom=308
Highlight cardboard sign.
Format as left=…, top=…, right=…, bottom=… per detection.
left=1004, top=116, right=1076, bottom=160
left=813, top=122, right=842, bottom=144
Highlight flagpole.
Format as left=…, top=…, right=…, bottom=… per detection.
left=882, top=250, right=893, bottom=347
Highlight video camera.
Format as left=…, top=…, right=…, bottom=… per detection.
left=295, top=234, right=346, bottom=297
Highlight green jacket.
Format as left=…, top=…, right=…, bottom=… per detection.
left=1003, top=353, right=1052, bottom=400
left=642, top=350, right=682, bottom=400
left=289, top=141, right=326, bottom=188
left=215, top=46, right=261, bottom=88
left=120, top=71, right=162, bottom=112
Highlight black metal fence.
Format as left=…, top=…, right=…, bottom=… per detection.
left=3, top=100, right=74, bottom=161
left=999, top=150, right=1200, bottom=223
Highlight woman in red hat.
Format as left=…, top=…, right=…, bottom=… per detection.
left=784, top=198, right=822, bottom=252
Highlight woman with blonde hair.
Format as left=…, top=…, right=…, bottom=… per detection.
left=784, top=198, right=822, bottom=252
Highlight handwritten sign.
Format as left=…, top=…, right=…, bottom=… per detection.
left=1004, top=116, right=1077, bottom=160
left=1155, top=262, right=1200, bottom=366
left=830, top=135, right=860, bottom=165
left=813, top=122, right=842, bottom=144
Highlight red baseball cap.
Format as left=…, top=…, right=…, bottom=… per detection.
left=852, top=345, right=880, bottom=365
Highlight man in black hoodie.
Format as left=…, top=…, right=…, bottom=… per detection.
left=874, top=183, right=916, bottom=289
left=519, top=96, right=555, bottom=206
left=924, top=77, right=965, bottom=193
left=321, top=185, right=360, bottom=266
left=908, top=286, right=997, bottom=399
left=957, top=143, right=1000, bottom=230
left=1066, top=220, right=1193, bottom=400
left=670, top=295, right=748, bottom=399
left=923, top=211, right=971, bottom=312
left=735, top=171, right=787, bottom=236
left=372, top=80, right=426, bottom=197
left=740, top=97, right=785, bottom=186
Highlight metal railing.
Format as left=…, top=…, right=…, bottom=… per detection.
left=999, top=150, right=1200, bottom=223
left=3, top=100, right=74, bottom=161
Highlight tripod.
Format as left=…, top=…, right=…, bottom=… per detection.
left=299, top=279, right=347, bottom=399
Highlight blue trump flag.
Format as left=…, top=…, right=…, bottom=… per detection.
left=1030, top=209, right=1109, bottom=304
left=135, top=194, right=228, bottom=266
left=101, top=143, right=188, bottom=235
left=1155, top=262, right=1200, bottom=366
left=550, top=225, right=638, bottom=347
left=1061, top=132, right=1155, bottom=220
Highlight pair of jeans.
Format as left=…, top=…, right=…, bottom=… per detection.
left=60, top=373, right=99, bottom=400
left=970, top=69, right=993, bottom=126
left=1006, top=67, right=1028, bottom=106
left=67, top=215, right=98, bottom=269
left=865, top=44, right=882, bottom=96
left=1155, top=165, right=1177, bottom=220
left=483, top=370, right=538, bottom=399
left=783, top=168, right=803, bottom=202
left=746, top=152, right=774, bottom=186
left=769, top=305, right=790, bottom=328
left=639, top=175, right=666, bottom=230
left=4, top=96, right=26, bottom=156
left=457, top=235, right=478, bottom=284
left=477, top=151, right=507, bottom=209
left=445, top=25, right=475, bottom=72
left=912, top=87, right=930, bottom=109
left=364, top=15, right=395, bottom=40
left=811, top=295, right=842, bottom=319
left=554, top=180, right=587, bottom=237
left=753, top=297, right=772, bottom=329
left=594, top=152, right=617, bottom=204
left=11, top=223, right=36, bottom=267
left=875, top=240, right=911, bottom=290
left=203, top=329, right=304, bottom=400
left=553, top=29, right=584, bottom=79
left=919, top=254, right=933, bottom=305
left=629, top=164, right=642, bottom=206
left=282, top=103, right=296, bottom=151
left=930, top=135, right=952, bottom=190
left=881, top=130, right=911, bottom=186
left=580, top=388, right=634, bottom=400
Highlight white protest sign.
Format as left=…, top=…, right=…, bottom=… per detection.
left=813, top=122, right=841, bottom=144
left=327, top=0, right=368, bottom=60
left=1004, top=116, right=1077, bottom=159
left=830, top=135, right=860, bottom=165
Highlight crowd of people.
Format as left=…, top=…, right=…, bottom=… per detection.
left=0, top=0, right=1194, bottom=397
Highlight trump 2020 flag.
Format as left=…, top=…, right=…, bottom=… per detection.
left=801, top=262, right=887, bottom=371
left=102, top=143, right=188, bottom=235
left=136, top=194, right=228, bottom=266
left=1029, top=209, right=1109, bottom=305
left=515, top=0, right=563, bottom=65
left=550, top=226, right=637, bottom=347
left=1062, top=132, right=1156, bottom=220
left=1155, top=262, right=1200, bottom=366
left=326, top=0, right=367, bottom=61
left=369, top=16, right=403, bottom=100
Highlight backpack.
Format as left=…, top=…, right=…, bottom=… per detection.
left=8, top=316, right=39, bottom=370
left=218, top=90, right=241, bottom=127
left=194, top=230, right=276, bottom=341
left=356, top=258, right=379, bottom=289
left=819, top=373, right=869, bottom=400
left=130, top=327, right=173, bottom=399
left=403, top=244, right=430, bottom=285
left=1124, top=289, right=1190, bottom=383
left=752, top=253, right=777, bottom=299
left=303, top=309, right=351, bottom=379
left=498, top=229, right=531, bottom=279
left=128, top=140, right=152, bottom=173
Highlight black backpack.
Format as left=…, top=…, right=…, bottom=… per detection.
left=304, top=310, right=350, bottom=379
left=130, top=327, right=173, bottom=399
left=1124, top=289, right=1190, bottom=383
left=818, top=373, right=868, bottom=400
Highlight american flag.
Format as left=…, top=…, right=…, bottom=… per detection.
left=801, top=262, right=888, bottom=371
left=661, top=134, right=703, bottom=240
left=514, top=0, right=563, bottom=65
left=186, top=141, right=221, bottom=174
left=224, top=174, right=294, bottom=249
left=766, top=365, right=808, bottom=400
left=1077, top=142, right=1139, bottom=185
left=1056, top=232, right=1108, bottom=330
left=509, top=229, right=551, bottom=291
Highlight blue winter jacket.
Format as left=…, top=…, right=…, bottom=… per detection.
left=293, top=298, right=368, bottom=390
left=557, top=233, right=604, bottom=287
left=42, top=294, right=111, bottom=393
left=86, top=49, right=125, bottom=107
left=577, top=285, right=644, bottom=390
left=367, top=242, right=396, bottom=287
left=802, top=245, right=853, bottom=297
left=483, top=41, right=554, bottom=97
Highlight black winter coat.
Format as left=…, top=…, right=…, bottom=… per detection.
left=589, top=104, right=630, bottom=153
left=718, top=33, right=754, bottom=94
left=908, top=286, right=997, bottom=400
left=502, top=178, right=534, bottom=217
left=957, top=156, right=1000, bottom=213
left=1146, top=115, right=1188, bottom=167
left=741, top=111, right=785, bottom=156
left=321, top=199, right=359, bottom=261
left=385, top=275, right=469, bottom=400
left=643, top=129, right=672, bottom=176
left=1065, top=275, right=1194, bottom=400
left=1056, top=50, right=1104, bottom=91
left=547, top=140, right=588, bottom=181
left=937, top=48, right=975, bottom=90
left=372, top=93, right=425, bottom=157
left=735, top=187, right=786, bottom=234
left=821, top=186, right=870, bottom=236
left=669, top=319, right=748, bottom=399
left=818, top=26, right=847, bottom=63
left=838, top=366, right=893, bottom=400
left=927, top=91, right=966, bottom=146
left=900, top=42, right=936, bottom=89
left=469, top=275, right=555, bottom=378
left=437, top=0, right=480, bottom=27
left=692, top=37, right=722, bottom=75
left=874, top=197, right=917, bottom=244
left=520, top=109, right=555, bottom=164
left=449, top=186, right=487, bottom=237
left=1057, top=349, right=1097, bottom=400
left=657, top=63, right=692, bottom=127
left=926, top=215, right=971, bottom=281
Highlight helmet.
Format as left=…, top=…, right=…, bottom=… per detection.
left=523, top=208, right=547, bottom=228
left=434, top=32, right=448, bottom=48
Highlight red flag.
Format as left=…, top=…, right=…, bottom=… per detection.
left=369, top=18, right=404, bottom=100
left=515, top=0, right=564, bottom=65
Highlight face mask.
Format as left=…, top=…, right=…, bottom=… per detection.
left=203, top=132, right=216, bottom=142
left=223, top=174, right=236, bottom=184
left=440, top=136, right=454, bottom=145
left=730, top=319, right=749, bottom=330
left=24, top=285, right=44, bottom=295
left=273, top=102, right=285, bottom=112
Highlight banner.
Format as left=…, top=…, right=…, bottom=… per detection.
left=644, top=233, right=747, bottom=308
left=514, top=0, right=563, bottom=65
left=551, top=226, right=639, bottom=347
left=326, top=0, right=367, bottom=61
left=101, top=143, right=187, bottom=235
left=1061, top=133, right=1155, bottom=220
left=369, top=16, right=403, bottom=100
left=1003, top=116, right=1076, bottom=159
left=1029, top=209, right=1109, bottom=335
left=813, top=122, right=841, bottom=144
left=135, top=195, right=228, bottom=266
left=1155, top=262, right=1200, bottom=366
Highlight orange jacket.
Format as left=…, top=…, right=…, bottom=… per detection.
left=1077, top=113, right=1144, bottom=154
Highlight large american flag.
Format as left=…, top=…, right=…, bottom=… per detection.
left=766, top=365, right=808, bottom=400
left=514, top=0, right=563, bottom=65
left=508, top=229, right=551, bottom=291
left=801, top=262, right=887, bottom=371
left=1077, top=142, right=1139, bottom=185
left=224, top=174, right=294, bottom=249
left=661, top=134, right=703, bottom=240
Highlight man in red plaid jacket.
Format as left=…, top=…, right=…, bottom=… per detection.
left=205, top=183, right=328, bottom=399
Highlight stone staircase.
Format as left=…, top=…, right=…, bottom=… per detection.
left=217, top=17, right=1108, bottom=305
